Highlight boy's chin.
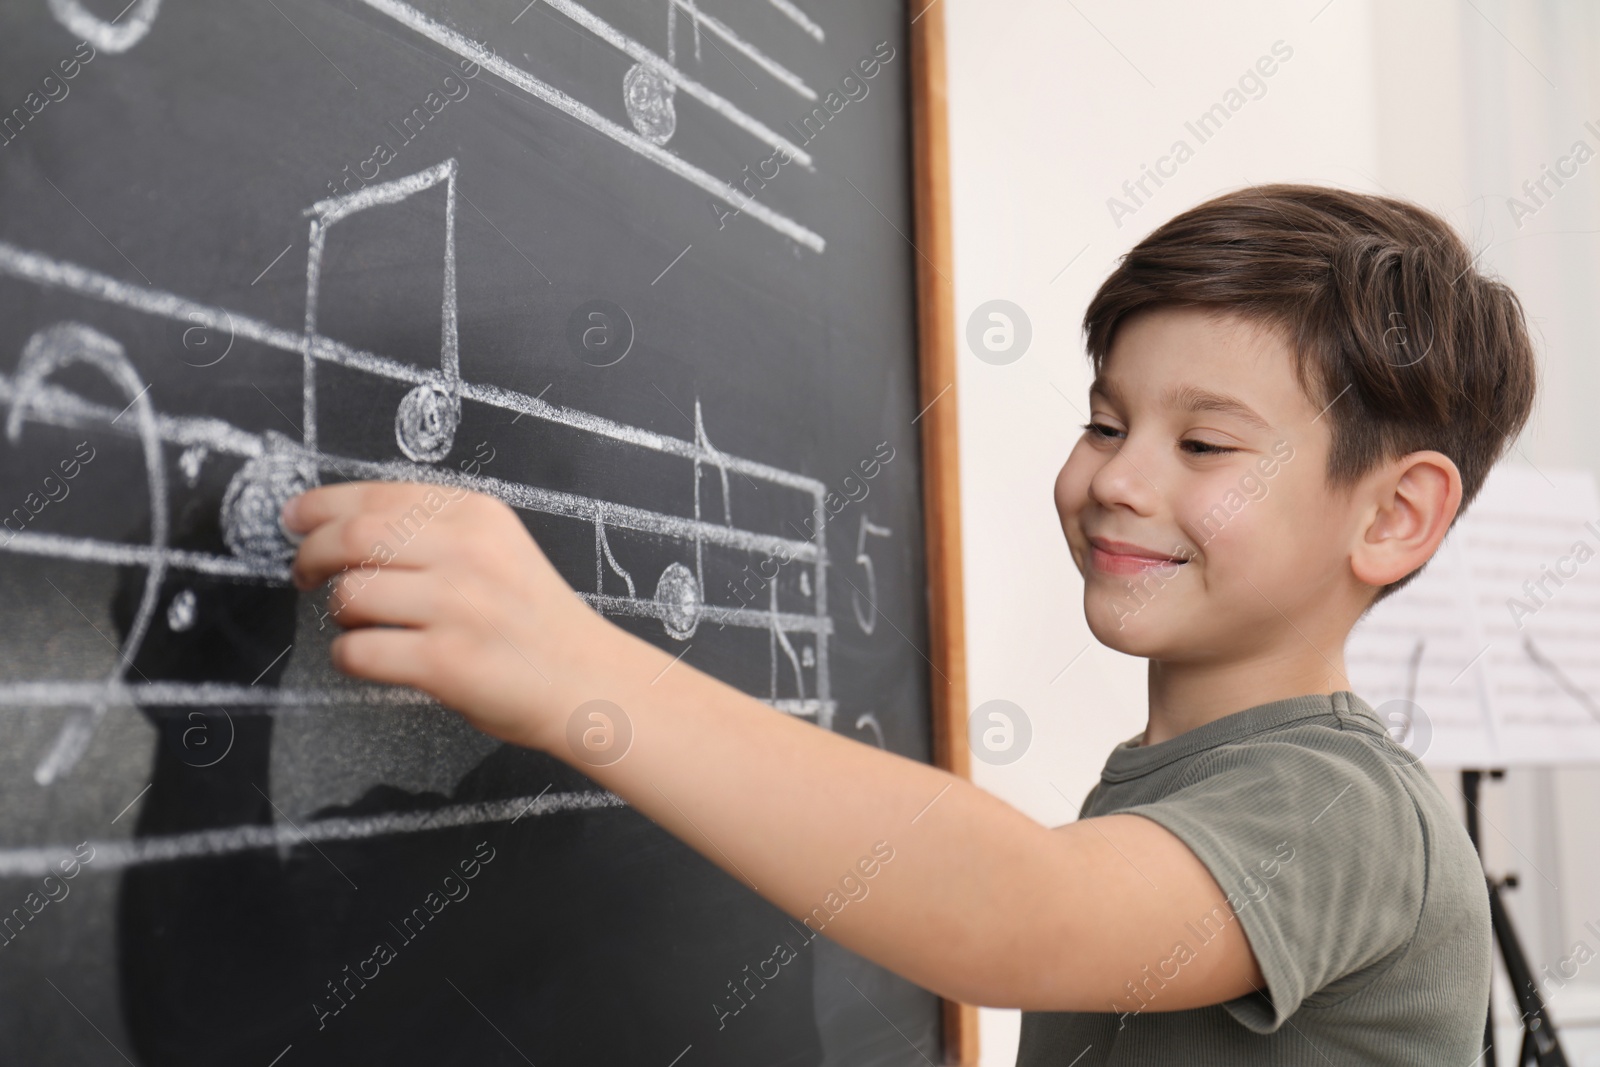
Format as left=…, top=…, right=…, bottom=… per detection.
left=1082, top=599, right=1185, bottom=658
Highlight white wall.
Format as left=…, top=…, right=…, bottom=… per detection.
left=1405, top=2, right=1600, bottom=1055
left=942, top=1, right=1600, bottom=1062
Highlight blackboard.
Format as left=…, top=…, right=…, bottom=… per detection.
left=0, top=1, right=963, bottom=1064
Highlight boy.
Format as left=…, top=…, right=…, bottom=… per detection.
left=280, top=184, right=1536, bottom=1063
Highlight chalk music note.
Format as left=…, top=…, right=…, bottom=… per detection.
left=0, top=158, right=836, bottom=799
left=618, top=0, right=818, bottom=149
left=621, top=0, right=684, bottom=145
left=362, top=0, right=825, bottom=250
left=218, top=161, right=462, bottom=566
left=307, top=159, right=463, bottom=466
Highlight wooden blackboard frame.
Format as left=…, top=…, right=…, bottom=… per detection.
left=0, top=1, right=972, bottom=1057
left=908, top=4, right=978, bottom=1064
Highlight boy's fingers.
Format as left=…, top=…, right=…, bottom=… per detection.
left=323, top=569, right=444, bottom=630
left=280, top=481, right=371, bottom=533
left=288, top=512, right=443, bottom=589
left=329, top=627, right=436, bottom=689
left=282, top=480, right=447, bottom=534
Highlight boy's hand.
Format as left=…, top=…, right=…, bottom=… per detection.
left=281, top=480, right=614, bottom=751
left=277, top=484, right=1270, bottom=1016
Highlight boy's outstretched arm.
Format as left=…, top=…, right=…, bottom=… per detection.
left=283, top=482, right=1266, bottom=1013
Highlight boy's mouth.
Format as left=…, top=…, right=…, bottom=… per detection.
left=1087, top=536, right=1189, bottom=577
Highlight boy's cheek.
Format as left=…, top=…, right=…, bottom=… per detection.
left=1053, top=455, right=1092, bottom=527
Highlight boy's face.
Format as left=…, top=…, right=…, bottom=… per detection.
left=1055, top=306, right=1360, bottom=663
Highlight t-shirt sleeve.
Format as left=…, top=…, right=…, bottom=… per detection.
left=1116, top=734, right=1427, bottom=1033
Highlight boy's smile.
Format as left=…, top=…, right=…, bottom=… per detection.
left=1055, top=305, right=1360, bottom=699
left=261, top=181, right=1513, bottom=1048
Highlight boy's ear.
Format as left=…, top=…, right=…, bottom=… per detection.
left=1349, top=450, right=1463, bottom=591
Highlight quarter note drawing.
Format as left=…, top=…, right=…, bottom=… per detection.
left=363, top=0, right=828, bottom=251
left=0, top=158, right=835, bottom=860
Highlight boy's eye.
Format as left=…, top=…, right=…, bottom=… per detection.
left=1181, top=439, right=1237, bottom=455
left=1082, top=423, right=1237, bottom=456
left=1081, top=421, right=1122, bottom=441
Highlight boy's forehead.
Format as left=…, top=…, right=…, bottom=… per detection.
left=1094, top=307, right=1313, bottom=424
left=1090, top=375, right=1277, bottom=432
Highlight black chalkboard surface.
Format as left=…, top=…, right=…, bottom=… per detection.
left=0, top=1, right=938, bottom=1063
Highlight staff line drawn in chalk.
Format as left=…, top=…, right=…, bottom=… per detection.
left=0, top=680, right=835, bottom=721
left=510, top=783, right=553, bottom=823
left=0, top=239, right=824, bottom=492
left=0, top=421, right=827, bottom=565
left=768, top=0, right=824, bottom=42
left=666, top=0, right=815, bottom=100
left=531, top=0, right=816, bottom=152
left=665, top=4, right=758, bottom=93
left=355, top=0, right=825, bottom=251
left=0, top=789, right=628, bottom=879
left=0, top=157, right=835, bottom=790
left=253, top=781, right=359, bottom=889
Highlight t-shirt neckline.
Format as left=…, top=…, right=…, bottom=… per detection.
left=1101, top=690, right=1366, bottom=783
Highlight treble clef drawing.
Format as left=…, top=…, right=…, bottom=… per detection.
left=6, top=322, right=168, bottom=784
left=0, top=155, right=836, bottom=784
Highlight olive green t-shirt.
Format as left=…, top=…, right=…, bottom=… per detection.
left=1016, top=690, right=1491, bottom=1066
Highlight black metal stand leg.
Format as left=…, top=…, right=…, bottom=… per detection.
left=1462, top=769, right=1570, bottom=1067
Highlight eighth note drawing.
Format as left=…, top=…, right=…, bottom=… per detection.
left=0, top=157, right=837, bottom=792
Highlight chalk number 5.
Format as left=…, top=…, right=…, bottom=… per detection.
left=851, top=514, right=892, bottom=635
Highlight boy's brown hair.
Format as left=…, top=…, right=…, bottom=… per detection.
left=1082, top=183, right=1539, bottom=601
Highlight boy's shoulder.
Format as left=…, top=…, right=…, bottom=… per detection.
left=1092, top=690, right=1419, bottom=806
left=1091, top=691, right=1466, bottom=928
left=1066, top=691, right=1491, bottom=1052
left=1023, top=693, right=1491, bottom=1063
left=1095, top=691, right=1432, bottom=929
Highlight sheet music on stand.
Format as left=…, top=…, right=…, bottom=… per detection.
left=1346, top=464, right=1600, bottom=768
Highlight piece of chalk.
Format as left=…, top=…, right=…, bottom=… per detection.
left=279, top=496, right=305, bottom=546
